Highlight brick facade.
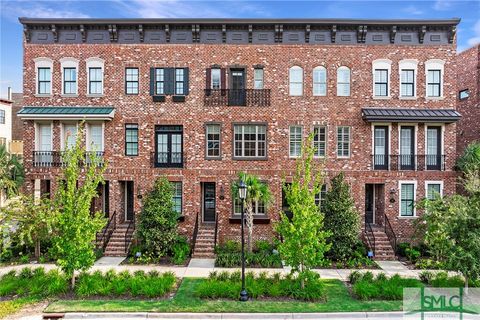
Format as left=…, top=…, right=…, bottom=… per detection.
left=20, top=19, right=460, bottom=247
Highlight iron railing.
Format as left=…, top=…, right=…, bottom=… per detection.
left=96, top=211, right=116, bottom=252
left=204, top=89, right=271, bottom=107
left=191, top=212, right=200, bottom=256
left=365, top=223, right=376, bottom=257
left=214, top=210, right=219, bottom=249
left=124, top=216, right=135, bottom=254
left=33, top=151, right=104, bottom=167
left=151, top=152, right=183, bottom=168
left=372, top=154, right=446, bottom=171
left=384, top=214, right=397, bottom=255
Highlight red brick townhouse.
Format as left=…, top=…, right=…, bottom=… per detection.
left=18, top=18, right=461, bottom=258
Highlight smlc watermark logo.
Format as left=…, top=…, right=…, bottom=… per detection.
left=404, top=287, right=480, bottom=319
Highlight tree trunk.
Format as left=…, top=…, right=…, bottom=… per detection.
left=300, top=263, right=305, bottom=289
left=34, top=240, right=41, bottom=260
left=71, top=273, right=76, bottom=289
left=245, top=202, right=254, bottom=253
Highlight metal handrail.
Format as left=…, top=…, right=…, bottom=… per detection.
left=204, top=89, right=271, bottom=107
left=371, top=154, right=446, bottom=171
left=124, top=216, right=135, bottom=254
left=97, top=210, right=116, bottom=252
left=384, top=214, right=397, bottom=254
left=365, top=223, right=376, bottom=257
left=33, top=151, right=105, bottom=167
left=191, top=212, right=199, bottom=256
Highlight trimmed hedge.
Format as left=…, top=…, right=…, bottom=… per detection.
left=214, top=240, right=282, bottom=268
left=0, top=267, right=68, bottom=298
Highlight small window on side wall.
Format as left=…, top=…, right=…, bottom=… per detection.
left=459, top=89, right=470, bottom=100
left=254, top=68, right=264, bottom=89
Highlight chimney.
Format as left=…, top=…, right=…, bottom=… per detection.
left=7, top=87, right=12, bottom=101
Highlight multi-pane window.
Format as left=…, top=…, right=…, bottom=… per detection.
left=88, top=67, right=103, bottom=95
left=206, top=124, right=221, bottom=158
left=426, top=126, right=442, bottom=170
left=337, top=126, right=351, bottom=157
left=125, top=68, right=139, bottom=94
left=155, top=126, right=183, bottom=167
left=254, top=68, right=264, bottom=89
left=426, top=183, right=441, bottom=200
left=374, top=126, right=388, bottom=169
left=175, top=68, right=185, bottom=95
left=313, top=66, right=327, bottom=96
left=125, top=124, right=138, bottom=156
left=313, top=126, right=326, bottom=157
left=401, top=70, right=415, bottom=97
left=427, top=70, right=441, bottom=97
left=0, top=109, right=4, bottom=124
left=211, top=68, right=221, bottom=89
left=63, top=67, right=77, bottom=94
left=400, top=183, right=415, bottom=216
left=88, top=124, right=103, bottom=151
left=289, top=126, right=302, bottom=158
left=36, top=124, right=52, bottom=164
left=400, top=126, right=415, bottom=170
left=38, top=67, right=51, bottom=94
left=314, top=184, right=328, bottom=211
left=234, top=124, right=266, bottom=158
left=63, top=124, right=77, bottom=150
left=234, top=198, right=265, bottom=215
left=337, top=67, right=351, bottom=96
left=171, top=182, right=182, bottom=215
left=374, top=69, right=388, bottom=96
left=155, top=68, right=165, bottom=95
left=289, top=66, right=303, bottom=96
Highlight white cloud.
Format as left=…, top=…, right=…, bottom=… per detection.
left=0, top=1, right=90, bottom=22
left=467, top=19, right=480, bottom=47
left=403, top=5, right=423, bottom=15
left=433, top=0, right=454, bottom=11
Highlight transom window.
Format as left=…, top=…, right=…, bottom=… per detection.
left=155, top=68, right=165, bottom=95
left=289, top=66, right=303, bottom=96
left=400, top=183, right=415, bottom=217
left=38, top=67, right=51, bottom=94
left=234, top=124, right=266, bottom=158
left=88, top=67, right=103, bottom=95
left=401, top=69, right=415, bottom=97
left=313, top=66, right=327, bottom=96
left=254, top=68, right=264, bottom=89
left=125, top=124, right=138, bottom=156
left=337, top=126, right=351, bottom=158
left=63, top=67, right=77, bottom=94
left=337, top=66, right=351, bottom=96
left=313, top=126, right=327, bottom=157
left=171, top=182, right=182, bottom=215
left=374, top=69, right=388, bottom=96
left=125, top=68, right=139, bottom=95
left=427, top=70, right=441, bottom=97
left=289, top=126, right=302, bottom=158
left=206, top=124, right=221, bottom=158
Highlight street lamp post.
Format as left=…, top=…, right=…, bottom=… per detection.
left=238, top=179, right=249, bottom=302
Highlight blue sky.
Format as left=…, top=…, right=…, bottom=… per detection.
left=0, top=0, right=479, bottom=98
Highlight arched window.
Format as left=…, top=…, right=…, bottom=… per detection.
left=313, top=66, right=327, bottom=96
left=289, top=66, right=303, bottom=96
left=337, top=66, right=351, bottom=96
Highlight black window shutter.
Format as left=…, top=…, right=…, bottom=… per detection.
left=220, top=68, right=226, bottom=89
left=165, top=68, right=174, bottom=95
left=206, top=68, right=211, bottom=90
left=149, top=67, right=155, bottom=95
left=183, top=67, right=189, bottom=95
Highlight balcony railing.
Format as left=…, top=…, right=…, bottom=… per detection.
left=33, top=151, right=104, bottom=167
left=151, top=151, right=184, bottom=168
left=204, top=89, right=271, bottom=107
left=372, top=154, right=446, bottom=171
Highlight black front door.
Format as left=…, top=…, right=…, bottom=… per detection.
left=125, top=181, right=135, bottom=222
left=373, top=126, right=388, bottom=170
left=203, top=182, right=216, bottom=222
left=426, top=126, right=442, bottom=170
left=365, top=184, right=374, bottom=224
left=229, top=69, right=246, bottom=106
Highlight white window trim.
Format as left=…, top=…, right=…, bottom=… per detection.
left=289, top=66, right=303, bottom=96
left=336, top=66, right=351, bottom=97
left=86, top=57, right=105, bottom=96
left=313, top=125, right=328, bottom=158
left=425, top=180, right=444, bottom=199
left=372, top=59, right=392, bottom=99
left=34, top=57, right=53, bottom=96
left=60, top=122, right=79, bottom=151
left=60, top=57, right=79, bottom=96
left=397, top=123, right=419, bottom=170
left=398, top=180, right=417, bottom=218
left=85, top=122, right=105, bottom=152
left=425, top=59, right=445, bottom=100
left=312, top=66, right=327, bottom=97
left=289, top=125, right=303, bottom=159
left=34, top=122, right=53, bottom=151
left=424, top=123, right=445, bottom=169
left=253, top=68, right=264, bottom=89
left=371, top=123, right=392, bottom=169
left=399, top=59, right=418, bottom=99
left=337, top=126, right=351, bottom=158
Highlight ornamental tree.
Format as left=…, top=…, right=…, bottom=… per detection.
left=50, top=125, right=107, bottom=288
left=275, top=134, right=331, bottom=288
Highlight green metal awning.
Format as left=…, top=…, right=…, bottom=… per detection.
left=18, top=106, right=115, bottom=120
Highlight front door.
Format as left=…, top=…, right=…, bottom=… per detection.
left=365, top=184, right=375, bottom=224
left=229, top=69, right=246, bottom=106
left=373, top=126, right=388, bottom=170
left=426, top=126, right=442, bottom=170
left=125, top=181, right=134, bottom=222
left=203, top=182, right=216, bottom=222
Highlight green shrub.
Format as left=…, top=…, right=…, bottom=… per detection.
left=396, top=242, right=410, bottom=257
left=415, top=258, right=445, bottom=270
left=348, top=271, right=362, bottom=284
left=353, top=280, right=380, bottom=300
left=0, top=268, right=68, bottom=298
left=352, top=272, right=424, bottom=300
left=419, top=271, right=434, bottom=284
left=171, top=236, right=190, bottom=265
left=430, top=272, right=465, bottom=288
left=255, top=240, right=274, bottom=252
left=405, top=247, right=421, bottom=263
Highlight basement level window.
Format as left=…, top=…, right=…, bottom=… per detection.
left=459, top=89, right=470, bottom=100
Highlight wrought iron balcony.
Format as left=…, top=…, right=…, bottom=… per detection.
left=151, top=151, right=184, bottom=168
left=372, top=154, right=446, bottom=171
left=33, top=151, right=104, bottom=167
left=204, top=89, right=271, bottom=107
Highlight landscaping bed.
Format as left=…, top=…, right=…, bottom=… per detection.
left=215, top=240, right=283, bottom=268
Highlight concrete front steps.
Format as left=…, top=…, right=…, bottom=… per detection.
left=371, top=226, right=396, bottom=261
left=192, top=224, right=216, bottom=258
left=103, top=223, right=133, bottom=257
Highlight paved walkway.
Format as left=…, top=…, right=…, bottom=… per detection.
left=0, top=258, right=434, bottom=280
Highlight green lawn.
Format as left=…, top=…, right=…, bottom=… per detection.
left=0, top=297, right=40, bottom=318
left=46, top=278, right=402, bottom=313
